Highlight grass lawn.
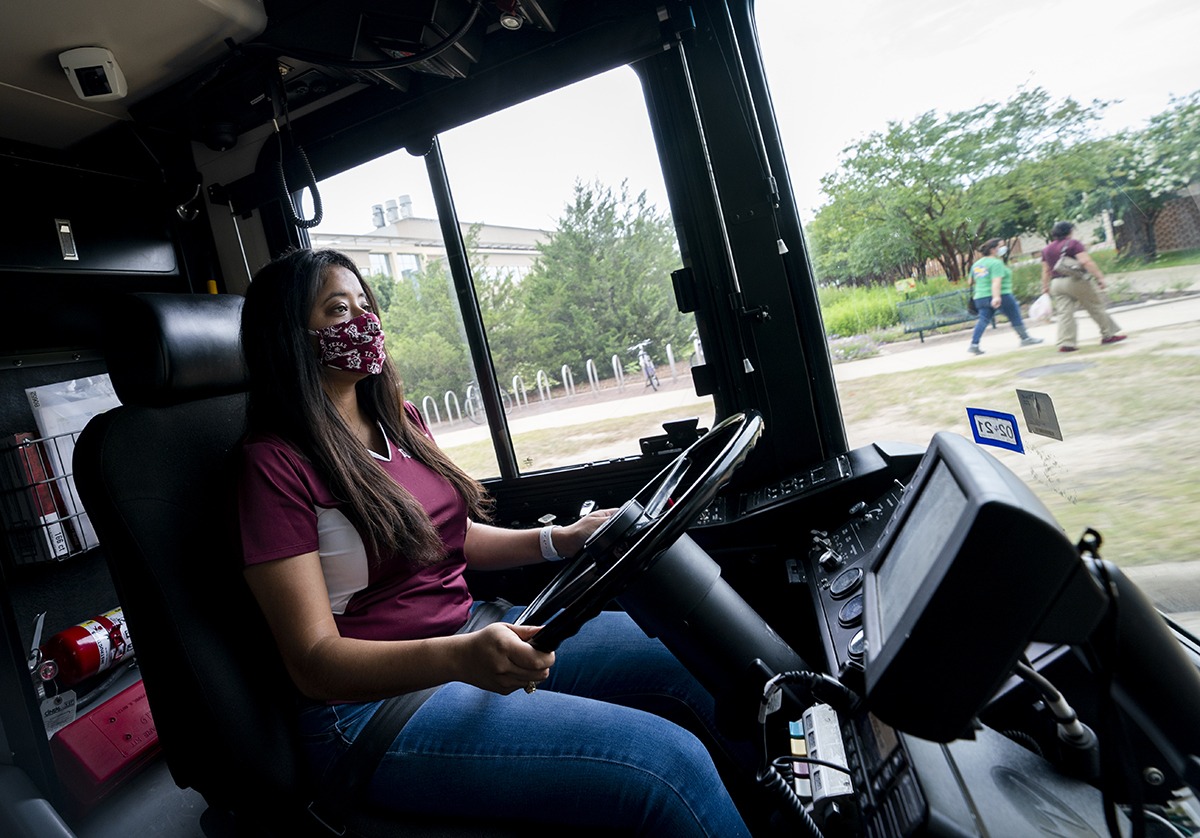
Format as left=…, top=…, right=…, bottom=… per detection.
left=837, top=337, right=1200, bottom=568
left=442, top=405, right=712, bottom=475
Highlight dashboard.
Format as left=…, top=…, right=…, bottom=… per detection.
left=681, top=432, right=1199, bottom=835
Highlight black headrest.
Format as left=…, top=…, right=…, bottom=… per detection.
left=105, top=292, right=248, bottom=407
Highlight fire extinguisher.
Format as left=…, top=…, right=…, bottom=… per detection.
left=37, top=607, right=134, bottom=688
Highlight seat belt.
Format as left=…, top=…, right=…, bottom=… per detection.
left=307, top=600, right=513, bottom=835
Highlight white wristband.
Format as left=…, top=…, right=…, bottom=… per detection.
left=540, top=525, right=565, bottom=561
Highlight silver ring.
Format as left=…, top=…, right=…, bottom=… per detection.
left=524, top=681, right=538, bottom=694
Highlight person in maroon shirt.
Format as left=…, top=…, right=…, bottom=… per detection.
left=1041, top=221, right=1126, bottom=352
left=239, top=403, right=478, bottom=643
left=236, top=248, right=752, bottom=836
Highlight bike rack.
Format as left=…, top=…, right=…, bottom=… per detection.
left=585, top=359, right=600, bottom=393
left=421, top=396, right=443, bottom=425
left=511, top=375, right=528, bottom=408
left=416, top=341, right=698, bottom=418
left=443, top=390, right=462, bottom=422
left=464, top=383, right=481, bottom=422
left=611, top=354, right=624, bottom=390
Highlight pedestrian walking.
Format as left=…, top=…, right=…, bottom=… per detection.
left=1041, top=222, right=1126, bottom=353
left=967, top=238, right=1043, bottom=355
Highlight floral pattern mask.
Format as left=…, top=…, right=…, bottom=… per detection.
left=309, top=311, right=387, bottom=375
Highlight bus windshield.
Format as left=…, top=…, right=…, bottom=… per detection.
left=306, top=1, right=1199, bottom=627
left=757, top=0, right=1200, bottom=633
left=309, top=67, right=715, bottom=480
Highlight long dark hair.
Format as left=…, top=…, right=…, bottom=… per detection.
left=241, top=248, right=491, bottom=567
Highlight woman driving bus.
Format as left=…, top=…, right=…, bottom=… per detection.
left=235, top=247, right=752, bottom=835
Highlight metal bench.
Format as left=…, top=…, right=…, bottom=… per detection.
left=896, top=289, right=978, bottom=342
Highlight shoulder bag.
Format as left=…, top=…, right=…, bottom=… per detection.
left=1053, top=242, right=1091, bottom=280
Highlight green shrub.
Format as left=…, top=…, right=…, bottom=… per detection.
left=820, top=277, right=981, bottom=337
left=822, top=287, right=903, bottom=335
left=914, top=276, right=959, bottom=295
left=1010, top=261, right=1043, bottom=299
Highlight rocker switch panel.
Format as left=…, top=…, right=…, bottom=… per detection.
left=56, top=218, right=79, bottom=261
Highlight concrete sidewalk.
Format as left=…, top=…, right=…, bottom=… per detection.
left=1109, top=263, right=1200, bottom=294
left=436, top=378, right=710, bottom=448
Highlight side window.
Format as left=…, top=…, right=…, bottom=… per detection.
left=756, top=2, right=1200, bottom=628
left=312, top=67, right=714, bottom=480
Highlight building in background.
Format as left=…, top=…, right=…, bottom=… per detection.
left=311, top=194, right=548, bottom=284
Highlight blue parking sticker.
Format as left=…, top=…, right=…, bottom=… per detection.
left=966, top=408, right=1024, bottom=453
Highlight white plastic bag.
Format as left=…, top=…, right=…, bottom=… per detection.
left=25, top=374, right=121, bottom=550
left=1029, top=292, right=1053, bottom=323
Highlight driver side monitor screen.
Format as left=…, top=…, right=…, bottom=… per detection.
left=875, top=460, right=966, bottom=641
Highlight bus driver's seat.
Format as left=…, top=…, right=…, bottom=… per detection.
left=74, top=292, right=535, bottom=837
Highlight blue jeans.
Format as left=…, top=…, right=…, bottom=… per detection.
left=297, top=608, right=753, bottom=837
left=971, top=293, right=1030, bottom=344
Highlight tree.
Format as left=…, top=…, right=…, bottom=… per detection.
left=1077, top=90, right=1200, bottom=259
left=984, top=150, right=1099, bottom=244
left=475, top=266, right=524, bottom=384
left=365, top=272, right=395, bottom=312
left=813, top=88, right=1107, bottom=283
left=807, top=190, right=924, bottom=286
left=379, top=253, right=474, bottom=405
left=514, top=180, right=688, bottom=377
left=378, top=224, right=531, bottom=409
left=377, top=182, right=687, bottom=406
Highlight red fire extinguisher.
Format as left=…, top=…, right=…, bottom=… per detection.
left=37, top=607, right=134, bottom=688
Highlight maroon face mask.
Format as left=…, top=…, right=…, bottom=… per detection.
left=309, top=311, right=387, bottom=375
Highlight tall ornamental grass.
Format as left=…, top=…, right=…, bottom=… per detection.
left=819, top=276, right=967, bottom=336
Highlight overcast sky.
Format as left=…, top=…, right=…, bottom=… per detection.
left=313, top=0, right=1200, bottom=235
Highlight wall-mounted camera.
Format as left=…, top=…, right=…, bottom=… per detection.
left=59, top=47, right=128, bottom=102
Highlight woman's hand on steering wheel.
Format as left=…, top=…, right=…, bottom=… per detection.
left=552, top=508, right=619, bottom=559
left=515, top=412, right=763, bottom=652
left=455, top=622, right=554, bottom=695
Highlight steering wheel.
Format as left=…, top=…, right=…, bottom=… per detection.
left=514, top=410, right=763, bottom=651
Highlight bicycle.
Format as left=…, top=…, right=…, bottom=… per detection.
left=628, top=339, right=660, bottom=391
left=463, top=383, right=485, bottom=424
left=463, top=382, right=515, bottom=424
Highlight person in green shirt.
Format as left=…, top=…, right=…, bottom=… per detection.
left=967, top=238, right=1043, bottom=355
